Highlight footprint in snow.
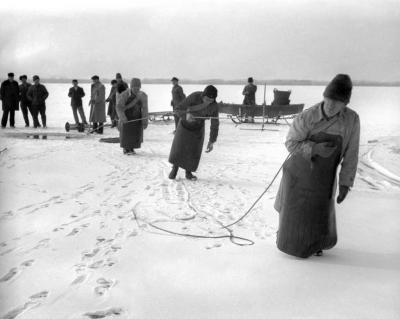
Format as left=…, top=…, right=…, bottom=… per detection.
left=67, top=228, right=80, bottom=236
left=94, top=277, right=115, bottom=296
left=83, top=307, right=123, bottom=318
left=0, top=268, right=18, bottom=282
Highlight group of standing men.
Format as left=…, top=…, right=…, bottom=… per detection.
left=1, top=73, right=49, bottom=128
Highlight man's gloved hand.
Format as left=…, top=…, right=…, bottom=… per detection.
left=186, top=112, right=195, bottom=122
left=312, top=142, right=337, bottom=158
left=205, top=142, right=214, bottom=153
left=336, top=185, right=349, bottom=204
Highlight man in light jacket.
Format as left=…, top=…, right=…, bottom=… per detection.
left=89, top=75, right=106, bottom=134
left=274, top=74, right=360, bottom=258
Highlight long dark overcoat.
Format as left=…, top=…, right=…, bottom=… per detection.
left=168, top=91, right=219, bottom=172
left=1, top=80, right=20, bottom=111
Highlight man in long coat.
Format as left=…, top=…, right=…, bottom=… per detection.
left=27, top=75, right=49, bottom=128
left=116, top=78, right=148, bottom=155
left=242, top=77, right=257, bottom=123
left=106, top=80, right=119, bottom=128
left=1, top=72, right=20, bottom=128
left=170, top=77, right=186, bottom=131
left=68, top=79, right=87, bottom=125
left=89, top=75, right=106, bottom=134
left=274, top=74, right=360, bottom=258
left=19, top=75, right=33, bottom=127
left=168, top=85, right=219, bottom=181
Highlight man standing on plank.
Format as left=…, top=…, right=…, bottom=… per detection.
left=168, top=85, right=219, bottom=181
left=274, top=74, right=360, bottom=258
left=1, top=72, right=20, bottom=128
left=19, top=75, right=33, bottom=127
left=89, top=75, right=106, bottom=134
left=68, top=79, right=87, bottom=125
left=116, top=78, right=148, bottom=155
left=27, top=75, right=49, bottom=128
left=170, top=77, right=185, bottom=132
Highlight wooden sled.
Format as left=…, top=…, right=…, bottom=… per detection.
left=217, top=102, right=304, bottom=125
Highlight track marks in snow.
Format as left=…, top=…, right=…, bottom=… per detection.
left=0, top=291, right=48, bottom=319
left=0, top=259, right=35, bottom=283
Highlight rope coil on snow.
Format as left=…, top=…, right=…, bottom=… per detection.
left=132, top=150, right=295, bottom=247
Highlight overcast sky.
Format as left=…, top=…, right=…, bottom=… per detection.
left=0, top=0, right=399, bottom=81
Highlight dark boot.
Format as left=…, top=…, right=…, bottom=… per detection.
left=169, top=165, right=179, bottom=179
left=185, top=171, right=197, bottom=181
left=314, top=250, right=323, bottom=257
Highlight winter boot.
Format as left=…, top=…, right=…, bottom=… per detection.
left=185, top=171, right=197, bottom=181
left=314, top=250, right=323, bottom=257
left=169, top=165, right=179, bottom=179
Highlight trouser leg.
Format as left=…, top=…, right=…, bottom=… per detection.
left=21, top=105, right=29, bottom=126
left=31, top=105, right=40, bottom=128
left=78, top=106, right=87, bottom=124
left=39, top=105, right=46, bottom=127
left=98, top=122, right=104, bottom=134
left=1, top=109, right=9, bottom=127
left=72, top=106, right=79, bottom=124
left=9, top=110, right=15, bottom=127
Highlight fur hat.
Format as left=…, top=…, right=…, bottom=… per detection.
left=8, top=72, right=14, bottom=77
left=33, top=75, right=40, bottom=81
left=91, top=75, right=99, bottom=80
left=248, top=77, right=254, bottom=83
left=202, top=85, right=218, bottom=99
left=171, top=77, right=179, bottom=82
left=132, top=78, right=141, bottom=88
left=323, top=74, right=352, bottom=104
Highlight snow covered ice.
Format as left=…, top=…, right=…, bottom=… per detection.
left=0, top=84, right=399, bottom=318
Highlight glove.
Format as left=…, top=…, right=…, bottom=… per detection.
left=186, top=112, right=195, bottom=122
left=205, top=142, right=214, bottom=153
left=336, top=185, right=349, bottom=204
left=312, top=142, right=337, bottom=158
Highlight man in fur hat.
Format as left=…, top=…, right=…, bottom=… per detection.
left=168, top=85, right=219, bottom=181
left=274, top=74, right=360, bottom=258
left=116, top=78, right=148, bottom=155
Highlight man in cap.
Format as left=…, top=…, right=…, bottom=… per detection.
left=19, top=75, right=33, bottom=127
left=89, top=75, right=106, bottom=134
left=27, top=75, right=49, bottom=128
left=1, top=72, right=20, bottom=128
left=274, top=74, right=360, bottom=258
left=168, top=85, right=219, bottom=181
left=170, top=77, right=186, bottom=131
left=68, top=79, right=87, bottom=125
left=242, top=77, right=257, bottom=123
left=106, top=80, right=119, bottom=128
left=115, top=78, right=148, bottom=155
